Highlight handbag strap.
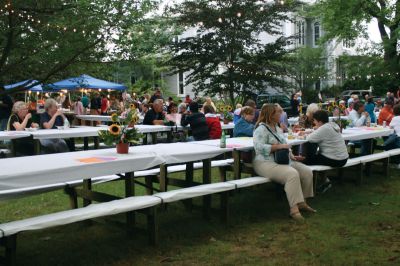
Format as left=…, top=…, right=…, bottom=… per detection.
left=260, top=123, right=282, bottom=144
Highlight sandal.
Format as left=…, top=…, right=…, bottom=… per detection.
left=298, top=204, right=317, bottom=213
left=289, top=211, right=305, bottom=221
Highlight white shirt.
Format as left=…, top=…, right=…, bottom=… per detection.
left=389, top=116, right=400, bottom=136
left=348, top=109, right=366, bottom=127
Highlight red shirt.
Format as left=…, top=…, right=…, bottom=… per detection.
left=205, top=114, right=222, bottom=139
left=378, top=106, right=394, bottom=125
left=101, top=98, right=108, bottom=113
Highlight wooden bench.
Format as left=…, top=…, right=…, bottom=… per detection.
left=0, top=195, right=161, bottom=266
left=309, top=152, right=391, bottom=193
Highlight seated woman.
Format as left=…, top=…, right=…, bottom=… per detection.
left=165, top=103, right=182, bottom=125
left=233, top=106, right=254, bottom=137
left=39, top=98, right=69, bottom=153
left=304, top=110, right=348, bottom=167
left=298, top=103, right=319, bottom=130
left=203, top=105, right=222, bottom=139
left=253, top=104, right=315, bottom=221
left=7, top=101, right=39, bottom=155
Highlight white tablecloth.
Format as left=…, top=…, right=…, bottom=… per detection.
left=0, top=131, right=31, bottom=141
left=76, top=115, right=144, bottom=123
left=342, top=127, right=393, bottom=141
left=288, top=116, right=349, bottom=125
left=130, top=143, right=231, bottom=164
left=191, top=137, right=307, bottom=151
left=0, top=149, right=163, bottom=191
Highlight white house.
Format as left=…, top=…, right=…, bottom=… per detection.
left=162, top=1, right=357, bottom=98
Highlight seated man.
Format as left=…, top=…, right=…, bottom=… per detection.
left=348, top=101, right=373, bottom=156
left=143, top=99, right=165, bottom=125
left=181, top=101, right=209, bottom=141
left=39, top=98, right=70, bottom=153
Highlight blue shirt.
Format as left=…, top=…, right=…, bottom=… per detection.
left=233, top=118, right=254, bottom=137
left=40, top=112, right=64, bottom=129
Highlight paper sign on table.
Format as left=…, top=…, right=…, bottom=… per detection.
left=77, top=156, right=117, bottom=163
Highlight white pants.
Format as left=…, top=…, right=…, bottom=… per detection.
left=254, top=160, right=314, bottom=207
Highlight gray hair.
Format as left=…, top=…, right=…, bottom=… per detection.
left=153, top=99, right=163, bottom=106
left=306, top=103, right=319, bottom=116
left=12, top=101, right=27, bottom=113
left=44, top=98, right=58, bottom=111
left=178, top=103, right=187, bottom=113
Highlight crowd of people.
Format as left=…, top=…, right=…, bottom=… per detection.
left=2, top=86, right=400, bottom=221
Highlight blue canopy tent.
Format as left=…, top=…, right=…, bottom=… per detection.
left=48, top=74, right=127, bottom=91
left=4, top=80, right=43, bottom=92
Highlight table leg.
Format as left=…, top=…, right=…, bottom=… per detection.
left=83, top=179, right=92, bottom=207
left=159, top=164, right=167, bottom=192
left=34, top=139, right=41, bottom=155
left=83, top=137, right=89, bottom=150
left=10, top=139, right=16, bottom=157
left=183, top=162, right=194, bottom=210
left=233, top=150, right=241, bottom=180
left=93, top=136, right=99, bottom=149
left=151, top=132, right=158, bottom=144
left=202, top=159, right=211, bottom=220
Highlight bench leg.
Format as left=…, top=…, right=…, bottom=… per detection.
left=147, top=207, right=159, bottom=246
left=220, top=191, right=230, bottom=225
left=83, top=137, right=89, bottom=150
left=183, top=162, right=194, bottom=211
left=125, top=172, right=136, bottom=228
left=218, top=166, right=227, bottom=182
left=159, top=164, right=168, bottom=192
left=383, top=158, right=390, bottom=177
left=358, top=164, right=364, bottom=185
left=312, top=172, right=318, bottom=196
left=202, top=159, right=212, bottom=220
left=0, top=235, right=17, bottom=266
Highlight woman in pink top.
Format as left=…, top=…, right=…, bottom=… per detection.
left=165, top=103, right=181, bottom=125
left=74, top=97, right=84, bottom=125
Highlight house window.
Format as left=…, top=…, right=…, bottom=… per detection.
left=296, top=21, right=305, bottom=46
left=314, top=22, right=320, bottom=45
left=178, top=71, right=184, bottom=95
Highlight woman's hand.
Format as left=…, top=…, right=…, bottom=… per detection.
left=292, top=155, right=305, bottom=162
left=31, top=123, right=39, bottom=128
left=278, top=144, right=290, bottom=150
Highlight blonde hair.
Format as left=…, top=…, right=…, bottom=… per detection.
left=306, top=103, right=319, bottom=116
left=256, top=104, right=282, bottom=127
left=241, top=106, right=254, bottom=116
left=12, top=101, right=27, bottom=113
left=44, top=98, right=57, bottom=111
left=236, top=103, right=242, bottom=109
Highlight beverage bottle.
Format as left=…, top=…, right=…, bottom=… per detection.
left=64, top=118, right=70, bottom=128
left=220, top=130, right=226, bottom=148
left=383, top=121, right=387, bottom=128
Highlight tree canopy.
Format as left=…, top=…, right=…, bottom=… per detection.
left=164, top=0, right=300, bottom=105
left=0, top=0, right=159, bottom=93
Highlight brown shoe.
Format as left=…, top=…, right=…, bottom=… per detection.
left=298, top=204, right=317, bottom=213
left=290, top=211, right=305, bottom=221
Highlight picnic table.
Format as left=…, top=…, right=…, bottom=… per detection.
left=288, top=116, right=349, bottom=125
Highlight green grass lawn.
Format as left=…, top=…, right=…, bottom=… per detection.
left=1, top=166, right=400, bottom=265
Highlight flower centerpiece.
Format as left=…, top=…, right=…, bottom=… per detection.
left=98, top=105, right=142, bottom=154
left=327, top=101, right=349, bottom=132
left=217, top=104, right=233, bottom=124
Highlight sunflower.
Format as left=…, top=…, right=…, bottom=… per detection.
left=111, top=113, right=119, bottom=123
left=131, top=115, right=139, bottom=124
left=219, top=106, right=225, bottom=112
left=327, top=106, right=333, bottom=113
left=225, top=105, right=233, bottom=112
left=109, top=124, right=121, bottom=136
left=130, top=104, right=136, bottom=110
left=339, top=104, right=346, bottom=111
